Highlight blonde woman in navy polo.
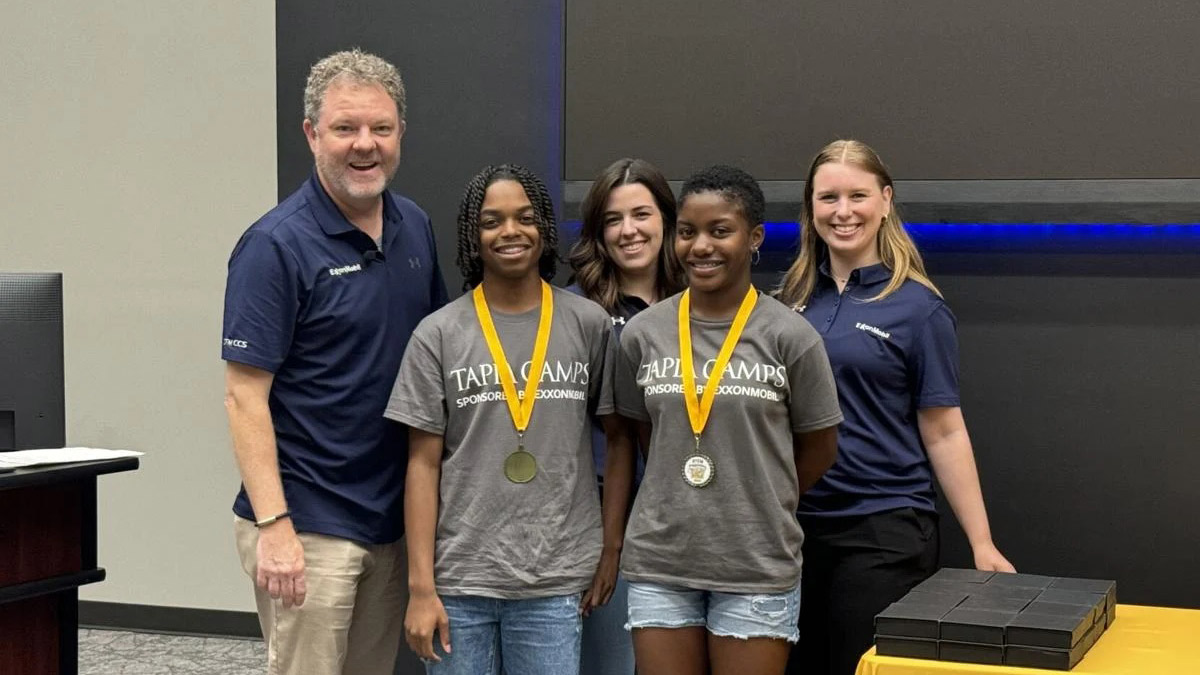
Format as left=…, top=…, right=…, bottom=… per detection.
left=776, top=140, right=1015, bottom=675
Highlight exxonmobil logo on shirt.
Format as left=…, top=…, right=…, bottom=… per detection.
left=328, top=263, right=363, bottom=276
left=855, top=322, right=891, bottom=339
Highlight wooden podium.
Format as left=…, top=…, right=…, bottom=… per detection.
left=0, top=458, right=138, bottom=675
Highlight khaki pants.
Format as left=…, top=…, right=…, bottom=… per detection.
left=235, top=517, right=407, bottom=675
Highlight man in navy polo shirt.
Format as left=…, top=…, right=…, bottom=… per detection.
left=222, top=49, right=446, bottom=675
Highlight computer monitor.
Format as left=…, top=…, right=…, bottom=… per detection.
left=0, top=272, right=65, bottom=451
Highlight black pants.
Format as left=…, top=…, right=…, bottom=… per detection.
left=786, top=508, right=939, bottom=675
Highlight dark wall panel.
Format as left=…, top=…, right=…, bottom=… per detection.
left=278, top=1, right=563, bottom=293
left=276, top=3, right=564, bottom=672
left=929, top=268, right=1200, bottom=607
left=566, top=0, right=1200, bottom=180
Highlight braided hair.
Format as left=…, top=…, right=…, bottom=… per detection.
left=455, top=164, right=560, bottom=291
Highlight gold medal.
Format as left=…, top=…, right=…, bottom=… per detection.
left=504, top=447, right=538, bottom=483
left=474, top=281, right=554, bottom=484
left=678, top=286, right=757, bottom=489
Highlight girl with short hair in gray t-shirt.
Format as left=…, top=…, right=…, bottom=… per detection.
left=386, top=165, right=623, bottom=675
left=614, top=165, right=843, bottom=675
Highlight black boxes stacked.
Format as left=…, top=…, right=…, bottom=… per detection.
left=874, top=569, right=1116, bottom=670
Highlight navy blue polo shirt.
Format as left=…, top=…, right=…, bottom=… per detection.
left=222, top=173, right=448, bottom=544
left=795, top=262, right=960, bottom=518
left=564, top=284, right=647, bottom=485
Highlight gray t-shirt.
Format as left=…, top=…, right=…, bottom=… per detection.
left=615, top=292, right=842, bottom=593
left=385, top=287, right=614, bottom=599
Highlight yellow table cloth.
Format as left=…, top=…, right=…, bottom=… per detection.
left=856, top=604, right=1200, bottom=674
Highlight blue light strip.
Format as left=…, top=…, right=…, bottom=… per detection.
left=561, top=221, right=1200, bottom=254
left=764, top=222, right=1200, bottom=254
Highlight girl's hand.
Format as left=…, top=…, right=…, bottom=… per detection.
left=405, top=590, right=451, bottom=661
left=580, top=546, right=620, bottom=616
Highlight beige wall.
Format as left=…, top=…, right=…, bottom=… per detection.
left=0, top=3, right=276, bottom=611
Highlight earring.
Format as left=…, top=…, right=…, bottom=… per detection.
left=751, top=247, right=761, bottom=266
left=881, top=215, right=888, bottom=226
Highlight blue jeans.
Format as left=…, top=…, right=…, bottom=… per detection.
left=426, top=593, right=582, bottom=675
left=580, top=574, right=634, bottom=675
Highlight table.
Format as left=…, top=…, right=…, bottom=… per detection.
left=0, top=457, right=139, bottom=675
left=856, top=604, right=1200, bottom=674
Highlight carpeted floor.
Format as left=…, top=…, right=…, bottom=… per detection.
left=78, top=629, right=266, bottom=674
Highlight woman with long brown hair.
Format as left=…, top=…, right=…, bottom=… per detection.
left=566, top=157, right=684, bottom=675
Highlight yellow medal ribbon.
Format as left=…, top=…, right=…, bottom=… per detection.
left=472, top=280, right=554, bottom=442
left=678, top=286, right=758, bottom=447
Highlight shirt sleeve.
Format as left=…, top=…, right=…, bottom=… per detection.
left=786, top=337, right=844, bottom=433
left=910, top=302, right=961, bottom=409
left=221, top=231, right=302, bottom=372
left=384, top=322, right=448, bottom=435
left=614, top=328, right=650, bottom=422
left=588, top=318, right=617, bottom=417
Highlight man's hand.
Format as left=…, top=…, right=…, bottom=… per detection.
left=227, top=361, right=305, bottom=607
left=406, top=590, right=451, bottom=661
left=255, top=521, right=307, bottom=608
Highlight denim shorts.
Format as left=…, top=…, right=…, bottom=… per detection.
left=625, top=581, right=801, bottom=642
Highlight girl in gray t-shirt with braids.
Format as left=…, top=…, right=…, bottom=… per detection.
left=387, top=164, right=621, bottom=675
left=614, top=165, right=843, bottom=675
